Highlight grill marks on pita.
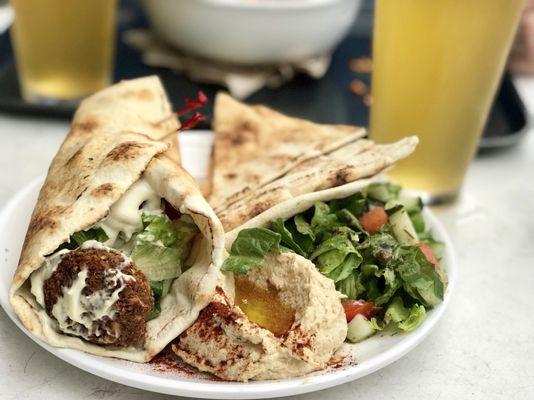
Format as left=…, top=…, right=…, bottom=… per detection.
left=215, top=136, right=418, bottom=231
left=207, top=93, right=366, bottom=206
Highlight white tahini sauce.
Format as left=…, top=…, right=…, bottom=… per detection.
left=96, top=178, right=161, bottom=247
left=30, top=249, right=70, bottom=307
left=51, top=261, right=135, bottom=340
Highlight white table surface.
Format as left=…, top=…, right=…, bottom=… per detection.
left=0, top=77, right=532, bottom=400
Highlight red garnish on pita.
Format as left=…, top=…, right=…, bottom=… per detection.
left=180, top=112, right=206, bottom=131
left=177, top=91, right=208, bottom=131
left=176, top=91, right=208, bottom=116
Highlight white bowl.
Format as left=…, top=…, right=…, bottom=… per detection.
left=143, top=0, right=361, bottom=65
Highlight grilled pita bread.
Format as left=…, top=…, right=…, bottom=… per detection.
left=9, top=77, right=225, bottom=362
left=206, top=93, right=366, bottom=206
left=216, top=136, right=419, bottom=232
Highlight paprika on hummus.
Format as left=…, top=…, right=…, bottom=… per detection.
left=172, top=252, right=347, bottom=381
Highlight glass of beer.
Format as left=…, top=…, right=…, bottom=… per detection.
left=369, top=0, right=525, bottom=203
left=10, top=0, right=117, bottom=104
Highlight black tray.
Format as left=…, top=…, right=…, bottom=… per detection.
left=0, top=1, right=529, bottom=148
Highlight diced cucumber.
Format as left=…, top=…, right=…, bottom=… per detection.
left=385, top=200, right=419, bottom=245
left=346, top=314, right=377, bottom=343
left=397, top=196, right=423, bottom=213
left=384, top=203, right=403, bottom=216
left=366, top=183, right=400, bottom=203
left=366, top=184, right=391, bottom=203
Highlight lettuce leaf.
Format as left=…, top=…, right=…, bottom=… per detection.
left=359, top=232, right=400, bottom=265
left=395, top=246, right=444, bottom=307
left=131, top=245, right=182, bottom=281
left=137, top=214, right=179, bottom=246
left=146, top=299, right=161, bottom=321
left=336, top=209, right=367, bottom=235
left=372, top=267, right=402, bottom=306
left=384, top=296, right=410, bottom=324
left=310, top=202, right=340, bottom=236
left=294, top=214, right=315, bottom=241
left=384, top=296, right=426, bottom=332
left=329, top=193, right=367, bottom=217
left=309, top=232, right=361, bottom=278
left=60, top=227, right=109, bottom=250
left=221, top=228, right=281, bottom=274
left=146, top=279, right=173, bottom=320
left=327, top=252, right=363, bottom=283
left=131, top=214, right=198, bottom=281
left=398, top=304, right=426, bottom=332
left=310, top=231, right=357, bottom=260
left=271, top=218, right=307, bottom=256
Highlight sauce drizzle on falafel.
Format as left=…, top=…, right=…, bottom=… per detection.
left=42, top=246, right=154, bottom=347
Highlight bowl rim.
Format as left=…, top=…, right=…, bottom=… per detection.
left=183, top=0, right=351, bottom=10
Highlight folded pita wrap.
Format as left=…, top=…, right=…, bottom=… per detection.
left=206, top=93, right=366, bottom=206
left=9, top=77, right=225, bottom=362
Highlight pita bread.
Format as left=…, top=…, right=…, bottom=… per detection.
left=71, top=75, right=179, bottom=139
left=206, top=93, right=366, bottom=205
left=71, top=75, right=182, bottom=164
left=216, top=136, right=419, bottom=232
left=9, top=77, right=225, bottom=362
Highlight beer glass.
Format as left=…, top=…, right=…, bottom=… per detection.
left=10, top=0, right=117, bottom=104
left=369, top=0, right=525, bottom=202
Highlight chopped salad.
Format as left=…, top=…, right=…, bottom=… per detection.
left=222, top=182, right=447, bottom=343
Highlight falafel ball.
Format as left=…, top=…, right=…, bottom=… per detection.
left=43, top=248, right=154, bottom=347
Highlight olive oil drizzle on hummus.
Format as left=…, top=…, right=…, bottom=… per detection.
left=234, top=277, right=295, bottom=336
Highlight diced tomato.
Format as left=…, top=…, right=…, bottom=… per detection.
left=342, top=300, right=380, bottom=322
left=416, top=243, right=440, bottom=271
left=163, top=199, right=181, bottom=220
left=359, top=206, right=388, bottom=233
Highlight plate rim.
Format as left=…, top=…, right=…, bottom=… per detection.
left=0, top=174, right=456, bottom=400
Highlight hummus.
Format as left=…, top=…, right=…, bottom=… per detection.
left=172, top=252, right=347, bottom=381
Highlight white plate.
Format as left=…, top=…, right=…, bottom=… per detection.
left=0, top=131, right=456, bottom=399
